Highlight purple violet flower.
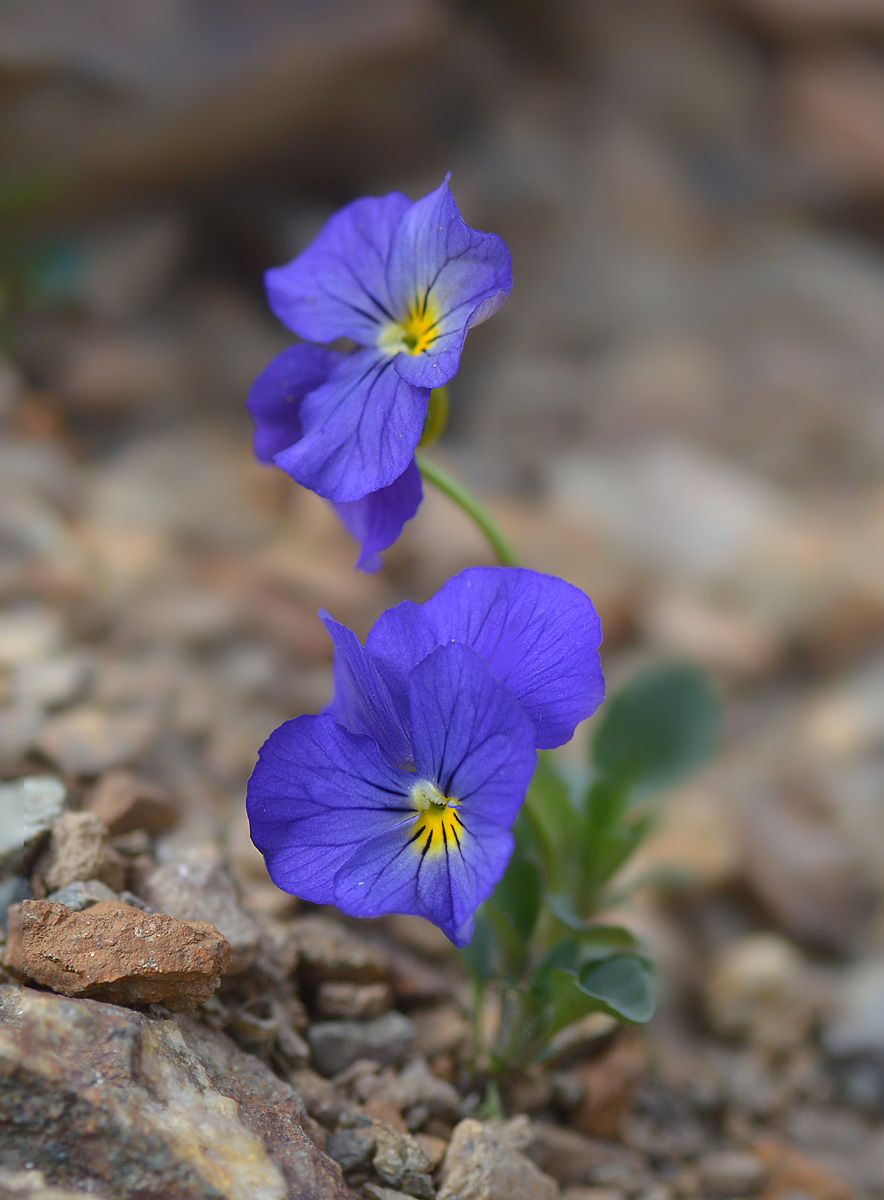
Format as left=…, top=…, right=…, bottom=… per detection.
left=246, top=177, right=512, bottom=570
left=247, top=567, right=604, bottom=944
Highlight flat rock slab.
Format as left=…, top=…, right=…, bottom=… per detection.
left=0, top=986, right=350, bottom=1200
left=7, top=898, right=229, bottom=1011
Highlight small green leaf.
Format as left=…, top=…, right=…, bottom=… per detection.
left=592, top=663, right=720, bottom=796
left=522, top=752, right=581, bottom=889
left=458, top=906, right=497, bottom=982
left=493, top=856, right=543, bottom=943
left=576, top=954, right=655, bottom=1024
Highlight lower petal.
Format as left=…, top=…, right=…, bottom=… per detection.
left=273, top=349, right=428, bottom=502
left=332, top=458, right=422, bottom=572
left=332, top=814, right=513, bottom=946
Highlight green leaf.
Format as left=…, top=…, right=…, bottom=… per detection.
left=543, top=966, right=605, bottom=1036
left=458, top=906, right=497, bottom=983
left=576, top=954, right=655, bottom=1024
left=493, top=856, right=543, bottom=943
left=592, top=663, right=720, bottom=796
left=522, top=752, right=581, bottom=889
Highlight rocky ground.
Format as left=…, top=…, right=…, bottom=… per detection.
left=3, top=2, right=884, bottom=1198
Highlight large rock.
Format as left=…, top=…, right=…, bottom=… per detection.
left=7, top=899, right=229, bottom=1012
left=0, top=986, right=350, bottom=1199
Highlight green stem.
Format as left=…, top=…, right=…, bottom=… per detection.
left=415, top=452, right=519, bottom=567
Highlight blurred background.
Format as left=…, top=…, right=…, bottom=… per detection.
left=2, top=1, right=884, bottom=1195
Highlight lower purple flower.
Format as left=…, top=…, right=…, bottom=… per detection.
left=247, top=567, right=604, bottom=944
left=247, top=641, right=535, bottom=945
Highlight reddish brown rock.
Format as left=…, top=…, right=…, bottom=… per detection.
left=570, top=1031, right=649, bottom=1139
left=755, top=1139, right=852, bottom=1200
left=85, top=769, right=178, bottom=835
left=7, top=899, right=229, bottom=1012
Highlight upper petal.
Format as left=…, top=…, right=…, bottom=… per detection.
left=266, top=192, right=411, bottom=344
left=246, top=343, right=343, bottom=463
left=332, top=458, right=422, bottom=572
left=407, top=642, right=536, bottom=823
left=423, top=567, right=605, bottom=749
left=246, top=713, right=415, bottom=905
left=386, top=178, right=512, bottom=389
left=367, top=566, right=605, bottom=749
left=273, top=348, right=429, bottom=501
left=320, top=611, right=413, bottom=768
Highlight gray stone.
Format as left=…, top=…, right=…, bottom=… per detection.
left=45, top=879, right=119, bottom=911
left=438, top=1118, right=559, bottom=1200
left=367, top=1057, right=461, bottom=1127
left=372, top=1123, right=434, bottom=1199
left=289, top=915, right=390, bottom=983
left=698, top=1150, right=766, bottom=1197
left=364, top=1185, right=418, bottom=1200
left=824, top=959, right=884, bottom=1058
left=12, top=654, right=90, bottom=710
left=0, top=877, right=29, bottom=931
left=0, top=985, right=350, bottom=1199
left=325, top=1125, right=376, bottom=1173
left=0, top=776, right=66, bottom=875
left=308, top=1011, right=416, bottom=1077
left=143, top=849, right=260, bottom=974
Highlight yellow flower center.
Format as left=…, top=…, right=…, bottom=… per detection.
left=378, top=298, right=439, bottom=357
left=409, top=779, right=461, bottom=858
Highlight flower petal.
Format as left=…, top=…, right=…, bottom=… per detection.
left=266, top=192, right=411, bottom=345
left=320, top=611, right=413, bottom=769
left=332, top=818, right=512, bottom=946
left=246, top=343, right=343, bottom=463
left=367, top=566, right=605, bottom=749
left=407, top=643, right=536, bottom=824
left=332, top=458, right=422, bottom=572
left=246, top=713, right=414, bottom=904
left=273, top=348, right=428, bottom=501
left=332, top=643, right=534, bottom=944
left=386, top=178, right=512, bottom=389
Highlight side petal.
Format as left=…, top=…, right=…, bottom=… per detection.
left=246, top=343, right=343, bottom=463
left=320, top=612, right=413, bottom=769
left=266, top=192, right=411, bottom=345
left=332, top=458, right=422, bottom=572
left=386, top=178, right=512, bottom=389
left=246, top=713, right=414, bottom=905
left=273, top=348, right=428, bottom=502
left=422, top=566, right=605, bottom=749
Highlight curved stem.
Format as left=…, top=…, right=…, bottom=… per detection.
left=415, top=452, right=520, bottom=568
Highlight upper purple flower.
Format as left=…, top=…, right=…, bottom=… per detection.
left=252, top=176, right=511, bottom=504
left=247, top=567, right=603, bottom=944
